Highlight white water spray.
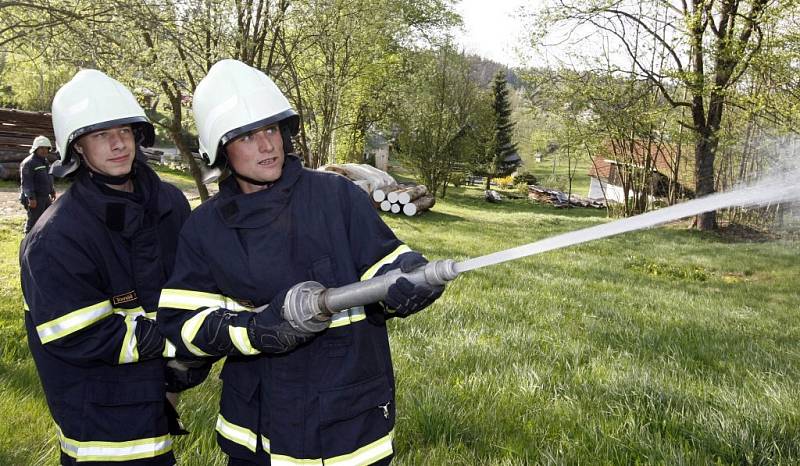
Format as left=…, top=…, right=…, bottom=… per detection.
left=316, top=168, right=798, bottom=315
left=455, top=168, right=800, bottom=273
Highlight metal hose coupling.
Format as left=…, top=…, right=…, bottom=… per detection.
left=282, top=281, right=330, bottom=333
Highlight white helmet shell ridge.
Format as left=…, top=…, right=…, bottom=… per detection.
left=193, top=59, right=299, bottom=166
left=51, top=69, right=154, bottom=176
left=29, top=135, right=53, bottom=154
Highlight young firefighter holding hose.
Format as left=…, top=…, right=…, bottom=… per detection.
left=156, top=59, right=445, bottom=466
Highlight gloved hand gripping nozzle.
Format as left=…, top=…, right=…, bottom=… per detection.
left=281, top=259, right=459, bottom=333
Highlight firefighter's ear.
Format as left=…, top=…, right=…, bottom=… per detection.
left=73, top=143, right=84, bottom=155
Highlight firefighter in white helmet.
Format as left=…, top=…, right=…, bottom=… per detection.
left=20, top=69, right=207, bottom=465
left=157, top=59, right=444, bottom=466
left=19, top=135, right=57, bottom=233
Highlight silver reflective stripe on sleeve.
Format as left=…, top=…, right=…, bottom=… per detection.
left=118, top=314, right=139, bottom=364
left=360, top=245, right=412, bottom=281
left=181, top=307, right=217, bottom=357
left=36, top=300, right=115, bottom=344
left=163, top=339, right=177, bottom=357
left=228, top=325, right=260, bottom=355
left=322, top=429, right=394, bottom=466
left=216, top=414, right=258, bottom=453
left=329, top=306, right=366, bottom=329
left=57, top=425, right=172, bottom=462
left=159, top=289, right=253, bottom=311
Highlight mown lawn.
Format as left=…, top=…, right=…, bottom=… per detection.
left=525, top=155, right=592, bottom=197
left=1, top=181, right=799, bottom=465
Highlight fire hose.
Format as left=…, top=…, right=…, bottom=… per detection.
left=281, top=171, right=798, bottom=328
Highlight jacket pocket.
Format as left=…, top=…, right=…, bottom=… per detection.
left=219, top=361, right=261, bottom=449
left=267, top=381, right=306, bottom=456
left=83, top=378, right=166, bottom=440
left=318, top=374, right=394, bottom=461
left=310, top=255, right=336, bottom=287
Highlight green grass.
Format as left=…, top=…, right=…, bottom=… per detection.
left=525, top=155, right=593, bottom=197
left=2, top=183, right=800, bottom=465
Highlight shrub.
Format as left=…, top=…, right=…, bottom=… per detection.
left=514, top=172, right=538, bottom=186
left=495, top=175, right=515, bottom=188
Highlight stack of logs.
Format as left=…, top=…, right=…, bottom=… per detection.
left=0, top=108, right=55, bottom=180
left=371, top=184, right=435, bottom=217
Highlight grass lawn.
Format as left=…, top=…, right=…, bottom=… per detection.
left=525, top=155, right=592, bottom=197
left=1, top=177, right=799, bottom=464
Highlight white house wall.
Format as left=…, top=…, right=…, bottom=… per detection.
left=588, top=177, right=655, bottom=204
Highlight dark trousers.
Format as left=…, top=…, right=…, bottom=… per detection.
left=25, top=196, right=51, bottom=234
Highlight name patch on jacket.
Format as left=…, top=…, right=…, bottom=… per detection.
left=112, top=290, right=139, bottom=306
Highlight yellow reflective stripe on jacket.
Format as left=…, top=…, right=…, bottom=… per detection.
left=228, top=325, right=260, bottom=355
left=118, top=314, right=139, bottom=364
left=159, top=288, right=253, bottom=311
left=360, top=245, right=411, bottom=281
left=163, top=339, right=177, bottom=357
left=261, top=435, right=271, bottom=453
left=216, top=414, right=258, bottom=452
left=57, top=426, right=172, bottom=462
left=271, top=454, right=323, bottom=465
left=324, top=429, right=394, bottom=466
left=329, top=306, right=366, bottom=329
left=36, top=300, right=114, bottom=344
left=181, top=307, right=216, bottom=357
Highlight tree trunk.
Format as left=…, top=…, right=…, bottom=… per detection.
left=171, top=128, right=209, bottom=202
left=694, top=129, right=718, bottom=230
left=164, top=88, right=209, bottom=202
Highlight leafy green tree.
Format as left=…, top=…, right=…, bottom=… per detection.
left=534, top=0, right=793, bottom=230
left=394, top=44, right=483, bottom=197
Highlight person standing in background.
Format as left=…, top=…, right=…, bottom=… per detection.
left=19, top=135, right=56, bottom=233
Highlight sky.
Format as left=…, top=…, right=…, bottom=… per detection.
left=453, top=0, right=542, bottom=69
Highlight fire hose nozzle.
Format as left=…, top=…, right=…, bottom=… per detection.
left=319, top=259, right=460, bottom=316
left=281, top=260, right=459, bottom=333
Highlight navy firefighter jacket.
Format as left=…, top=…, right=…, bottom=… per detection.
left=20, top=159, right=190, bottom=465
left=158, top=155, right=412, bottom=465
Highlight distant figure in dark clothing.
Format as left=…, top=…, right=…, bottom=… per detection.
left=20, top=135, right=56, bottom=233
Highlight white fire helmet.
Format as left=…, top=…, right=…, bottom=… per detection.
left=193, top=59, right=299, bottom=166
left=50, top=69, right=154, bottom=177
left=29, top=135, right=52, bottom=154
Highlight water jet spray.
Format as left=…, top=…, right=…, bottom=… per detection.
left=283, top=169, right=800, bottom=320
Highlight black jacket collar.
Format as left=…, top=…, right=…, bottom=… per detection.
left=215, top=155, right=303, bottom=228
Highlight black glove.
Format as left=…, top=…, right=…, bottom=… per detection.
left=247, top=289, right=317, bottom=353
left=382, top=252, right=444, bottom=317
left=164, top=358, right=213, bottom=392
left=376, top=250, right=427, bottom=276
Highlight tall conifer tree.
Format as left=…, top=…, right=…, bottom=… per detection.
left=487, top=70, right=518, bottom=189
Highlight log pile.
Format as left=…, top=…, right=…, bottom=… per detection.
left=528, top=185, right=606, bottom=209
left=318, top=163, right=435, bottom=216
left=375, top=184, right=435, bottom=216
left=0, top=108, right=55, bottom=180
